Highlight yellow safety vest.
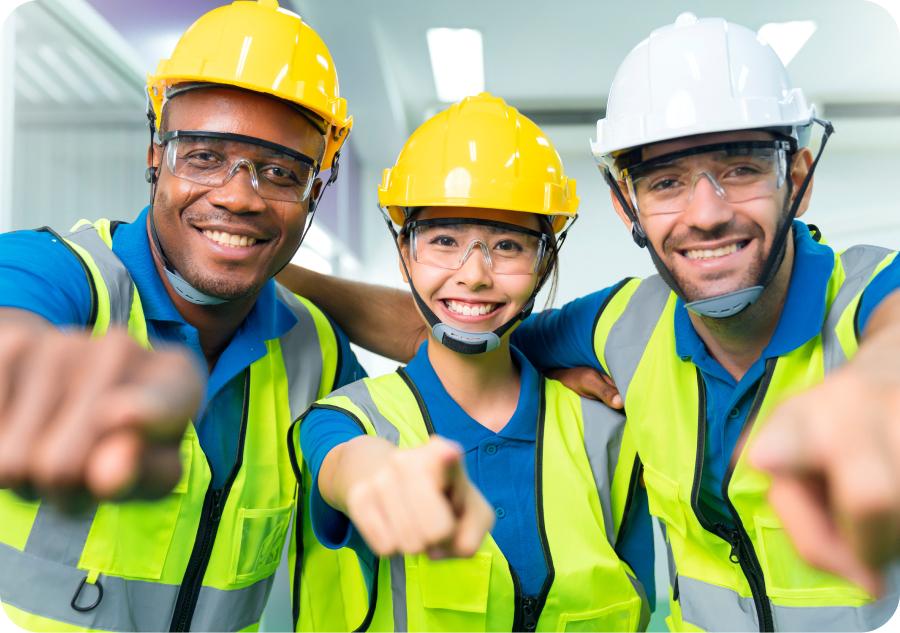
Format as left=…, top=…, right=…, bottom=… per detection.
left=593, top=241, right=900, bottom=631
left=295, top=369, right=650, bottom=632
left=0, top=219, right=346, bottom=632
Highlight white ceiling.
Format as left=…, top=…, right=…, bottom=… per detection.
left=290, top=0, right=900, bottom=165
left=10, top=0, right=900, bottom=164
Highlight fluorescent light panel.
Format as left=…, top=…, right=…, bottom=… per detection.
left=757, top=21, right=817, bottom=66
left=426, top=28, right=484, bottom=102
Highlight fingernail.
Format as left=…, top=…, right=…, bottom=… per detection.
left=612, top=395, right=623, bottom=409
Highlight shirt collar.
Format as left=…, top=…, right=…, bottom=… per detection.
left=405, top=340, right=541, bottom=451
left=675, top=220, right=835, bottom=362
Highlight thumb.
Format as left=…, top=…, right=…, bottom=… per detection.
left=749, top=404, right=816, bottom=475
left=422, top=436, right=464, bottom=491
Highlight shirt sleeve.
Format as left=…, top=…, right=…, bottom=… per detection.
left=327, top=317, right=368, bottom=389
left=511, top=285, right=621, bottom=373
left=614, top=484, right=656, bottom=611
left=856, top=254, right=900, bottom=335
left=0, top=229, right=93, bottom=326
left=299, top=405, right=366, bottom=550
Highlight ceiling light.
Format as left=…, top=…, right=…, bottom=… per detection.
left=757, top=21, right=817, bottom=66
left=426, top=28, right=484, bottom=102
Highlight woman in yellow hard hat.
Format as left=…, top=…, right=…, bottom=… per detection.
left=291, top=93, right=654, bottom=631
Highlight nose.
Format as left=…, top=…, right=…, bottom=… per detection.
left=454, top=241, right=493, bottom=289
left=205, top=161, right=267, bottom=214
left=680, top=171, right=733, bottom=230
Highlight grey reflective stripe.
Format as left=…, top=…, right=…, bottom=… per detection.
left=192, top=576, right=275, bottom=632
left=677, top=574, right=899, bottom=632
left=24, top=503, right=97, bottom=567
left=0, top=540, right=273, bottom=631
left=276, top=285, right=326, bottom=421
left=604, top=275, right=670, bottom=400
left=626, top=572, right=651, bottom=632
left=677, top=575, right=759, bottom=631
left=659, top=523, right=678, bottom=587
left=822, top=245, right=892, bottom=373
left=580, top=396, right=626, bottom=545
left=327, top=380, right=402, bottom=447
left=65, top=224, right=134, bottom=326
left=389, top=555, right=408, bottom=632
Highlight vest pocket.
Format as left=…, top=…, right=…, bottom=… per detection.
left=753, top=515, right=870, bottom=603
left=642, top=466, right=688, bottom=536
left=416, top=553, right=491, bottom=630
left=230, top=503, right=293, bottom=584
left=556, top=596, right=641, bottom=632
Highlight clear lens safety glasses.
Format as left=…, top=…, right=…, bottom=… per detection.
left=162, top=130, right=319, bottom=203
left=407, top=218, right=549, bottom=275
left=623, top=140, right=791, bottom=216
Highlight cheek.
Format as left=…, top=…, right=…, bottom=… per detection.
left=499, top=275, right=539, bottom=304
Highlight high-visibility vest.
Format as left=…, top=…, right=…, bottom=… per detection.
left=296, top=369, right=650, bottom=632
left=593, top=240, right=900, bottom=631
left=0, top=219, right=358, bottom=632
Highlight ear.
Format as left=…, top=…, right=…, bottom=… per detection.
left=310, top=177, right=324, bottom=202
left=147, top=142, right=162, bottom=170
left=789, top=148, right=815, bottom=218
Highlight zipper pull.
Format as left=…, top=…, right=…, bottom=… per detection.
left=716, top=523, right=742, bottom=564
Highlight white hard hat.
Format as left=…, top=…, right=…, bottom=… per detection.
left=591, top=13, right=816, bottom=165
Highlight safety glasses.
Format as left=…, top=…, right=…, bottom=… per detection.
left=161, top=130, right=320, bottom=203
left=405, top=218, right=549, bottom=275
left=622, top=140, right=791, bottom=216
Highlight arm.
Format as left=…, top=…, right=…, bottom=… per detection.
left=318, top=433, right=495, bottom=558
left=750, top=287, right=900, bottom=595
left=277, top=265, right=425, bottom=363
left=0, top=231, right=203, bottom=504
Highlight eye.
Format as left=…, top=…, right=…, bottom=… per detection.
left=429, top=234, right=458, bottom=248
left=184, top=149, right=223, bottom=166
left=723, top=164, right=764, bottom=179
left=647, top=176, right=683, bottom=192
left=494, top=239, right=525, bottom=254
left=261, top=163, right=302, bottom=186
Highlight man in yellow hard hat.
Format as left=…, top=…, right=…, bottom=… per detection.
left=0, top=1, right=365, bottom=630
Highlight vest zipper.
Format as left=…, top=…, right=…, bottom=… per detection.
left=169, top=370, right=251, bottom=632
left=690, top=364, right=776, bottom=632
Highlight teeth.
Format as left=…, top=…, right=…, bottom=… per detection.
left=445, top=300, right=497, bottom=316
left=685, top=243, right=741, bottom=260
left=203, top=229, right=257, bottom=248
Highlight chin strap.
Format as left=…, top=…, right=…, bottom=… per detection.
left=606, top=119, right=834, bottom=319
left=379, top=204, right=567, bottom=355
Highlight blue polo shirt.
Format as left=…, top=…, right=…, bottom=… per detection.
left=513, top=221, right=900, bottom=522
left=0, top=207, right=365, bottom=487
left=301, top=340, right=655, bottom=603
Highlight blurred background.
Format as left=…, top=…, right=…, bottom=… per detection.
left=0, top=0, right=898, bottom=628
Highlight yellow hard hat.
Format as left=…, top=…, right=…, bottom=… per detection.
left=378, top=92, right=578, bottom=232
left=147, top=0, right=351, bottom=169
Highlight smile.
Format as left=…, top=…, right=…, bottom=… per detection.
left=682, top=241, right=748, bottom=261
left=202, top=229, right=259, bottom=248
left=443, top=299, right=501, bottom=317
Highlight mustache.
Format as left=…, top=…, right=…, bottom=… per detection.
left=182, top=210, right=274, bottom=236
left=663, top=220, right=762, bottom=252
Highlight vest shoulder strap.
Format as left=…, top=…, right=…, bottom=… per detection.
left=603, top=274, right=672, bottom=400
left=822, top=244, right=897, bottom=372
left=61, top=219, right=135, bottom=331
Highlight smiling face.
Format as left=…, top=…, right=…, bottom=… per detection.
left=614, top=130, right=813, bottom=302
left=400, top=207, right=546, bottom=337
left=149, top=87, right=325, bottom=301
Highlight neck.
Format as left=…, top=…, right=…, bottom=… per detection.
left=688, top=240, right=795, bottom=381
left=426, top=333, right=521, bottom=433
left=148, top=224, right=255, bottom=372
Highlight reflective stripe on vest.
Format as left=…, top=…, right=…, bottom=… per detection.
left=310, top=372, right=648, bottom=632
left=0, top=220, right=334, bottom=632
left=599, top=244, right=899, bottom=632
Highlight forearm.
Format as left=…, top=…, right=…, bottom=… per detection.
left=277, top=265, right=425, bottom=363
left=318, top=435, right=396, bottom=513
